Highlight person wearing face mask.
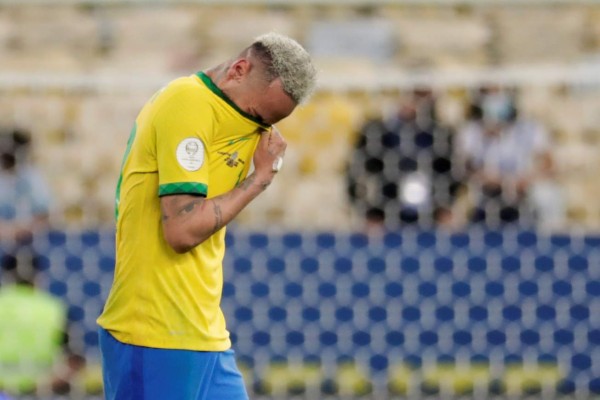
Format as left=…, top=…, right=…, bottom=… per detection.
left=455, top=86, right=564, bottom=230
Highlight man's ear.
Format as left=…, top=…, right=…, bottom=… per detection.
left=227, top=58, right=251, bottom=82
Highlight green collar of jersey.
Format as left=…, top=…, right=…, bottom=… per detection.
left=196, top=71, right=270, bottom=128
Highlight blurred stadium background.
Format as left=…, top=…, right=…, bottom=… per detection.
left=0, top=0, right=599, bottom=399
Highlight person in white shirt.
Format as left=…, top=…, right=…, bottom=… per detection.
left=455, top=87, right=564, bottom=229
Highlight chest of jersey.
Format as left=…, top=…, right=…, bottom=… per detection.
left=206, top=133, right=259, bottom=197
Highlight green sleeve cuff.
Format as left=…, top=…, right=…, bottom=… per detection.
left=158, top=182, right=208, bottom=197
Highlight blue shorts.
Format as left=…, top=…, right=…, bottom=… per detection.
left=98, top=328, right=249, bottom=400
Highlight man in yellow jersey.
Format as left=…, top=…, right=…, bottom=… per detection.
left=97, top=32, right=317, bottom=400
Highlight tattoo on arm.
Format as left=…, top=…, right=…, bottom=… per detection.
left=239, top=174, right=270, bottom=191
left=211, top=201, right=223, bottom=234
left=177, top=198, right=203, bottom=217
left=238, top=174, right=256, bottom=191
left=161, top=197, right=204, bottom=222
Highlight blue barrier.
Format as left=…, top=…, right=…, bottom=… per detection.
left=6, top=228, right=598, bottom=396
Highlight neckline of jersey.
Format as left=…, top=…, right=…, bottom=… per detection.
left=196, top=71, right=270, bottom=128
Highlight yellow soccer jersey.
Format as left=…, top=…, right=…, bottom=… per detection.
left=97, top=72, right=268, bottom=351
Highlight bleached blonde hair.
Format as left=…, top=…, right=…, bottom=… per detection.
left=250, top=32, right=317, bottom=104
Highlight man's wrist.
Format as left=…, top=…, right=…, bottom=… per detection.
left=252, top=170, right=274, bottom=190
left=239, top=171, right=273, bottom=192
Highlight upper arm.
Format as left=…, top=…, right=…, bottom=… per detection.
left=152, top=83, right=216, bottom=251
left=154, top=84, right=215, bottom=198
left=160, top=194, right=208, bottom=253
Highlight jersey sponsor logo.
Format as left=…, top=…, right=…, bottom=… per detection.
left=218, top=151, right=245, bottom=168
left=176, top=137, right=205, bottom=171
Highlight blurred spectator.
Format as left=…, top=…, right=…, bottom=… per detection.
left=346, top=88, right=461, bottom=232
left=0, top=128, right=84, bottom=396
left=0, top=128, right=51, bottom=283
left=0, top=274, right=65, bottom=394
left=0, top=264, right=87, bottom=396
left=454, top=87, right=565, bottom=230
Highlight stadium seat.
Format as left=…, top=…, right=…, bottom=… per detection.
left=222, top=282, right=235, bottom=298
left=568, top=255, right=588, bottom=272
left=248, top=233, right=269, bottom=249
left=434, top=256, right=453, bottom=274
left=502, top=305, right=522, bottom=322
left=46, top=230, right=67, bottom=248
left=486, top=329, right=507, bottom=346
left=334, top=361, right=372, bottom=396
left=501, top=255, right=521, bottom=273
left=550, top=235, right=571, bottom=248
left=552, top=280, right=572, bottom=297
left=584, top=236, right=600, bottom=247
left=233, top=257, right=252, bottom=274
left=301, top=306, right=320, bottom=324
left=281, top=232, right=303, bottom=249
left=259, top=360, right=323, bottom=396
left=467, top=256, right=487, bottom=273
left=284, top=282, right=303, bottom=298
left=453, top=330, right=473, bottom=346
left=401, top=256, right=420, bottom=274
left=266, top=257, right=285, bottom=275
left=519, top=280, right=539, bottom=297
left=469, top=305, right=488, bottom=322
left=385, top=282, right=403, bottom=298
left=250, top=282, right=269, bottom=298
left=449, top=232, right=470, bottom=248
left=451, top=281, right=471, bottom=298
left=268, top=306, right=287, bottom=323
left=416, top=231, right=437, bottom=248
left=351, top=282, right=370, bottom=298
left=315, top=233, right=336, bottom=249
left=419, top=330, right=439, bottom=347
left=435, top=306, right=454, bottom=323
left=535, top=255, right=555, bottom=272
left=333, top=256, right=353, bottom=274
left=517, top=230, right=538, bottom=247
left=300, top=257, right=319, bottom=274
left=318, top=282, right=336, bottom=298
left=586, top=281, right=600, bottom=296
left=383, top=232, right=402, bottom=248
left=387, top=362, right=415, bottom=395
left=352, top=331, right=371, bottom=347
left=484, top=231, right=504, bottom=248
left=348, top=233, right=369, bottom=249
left=554, top=328, right=574, bottom=346
left=97, top=256, right=115, bottom=272
left=501, top=363, right=563, bottom=396
left=422, top=362, right=491, bottom=395
left=367, top=257, right=386, bottom=274
left=536, top=304, right=556, bottom=321
left=80, top=231, right=100, bottom=248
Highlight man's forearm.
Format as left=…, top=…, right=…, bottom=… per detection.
left=192, top=172, right=271, bottom=234
left=161, top=171, right=273, bottom=253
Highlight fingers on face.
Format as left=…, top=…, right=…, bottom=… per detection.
left=258, top=126, right=286, bottom=156
left=271, top=128, right=285, bottom=145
